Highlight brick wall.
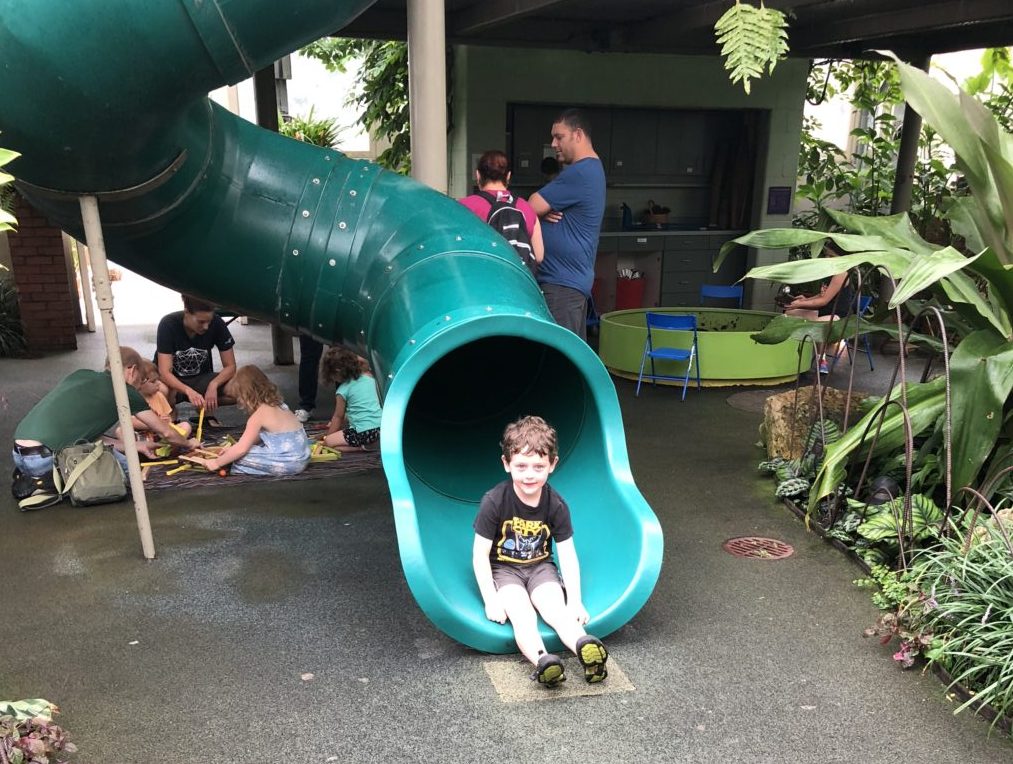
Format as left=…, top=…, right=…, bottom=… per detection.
left=8, top=197, right=77, bottom=351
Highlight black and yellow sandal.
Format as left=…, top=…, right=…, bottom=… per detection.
left=576, top=636, right=609, bottom=684
left=531, top=653, right=566, bottom=686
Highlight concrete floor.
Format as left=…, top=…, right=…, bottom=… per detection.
left=2, top=317, right=1011, bottom=764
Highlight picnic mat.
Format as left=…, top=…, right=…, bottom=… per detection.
left=141, top=421, right=382, bottom=492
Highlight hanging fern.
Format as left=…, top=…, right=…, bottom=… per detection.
left=714, top=1, right=790, bottom=95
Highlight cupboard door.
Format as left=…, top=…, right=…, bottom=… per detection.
left=508, top=104, right=561, bottom=186
left=609, top=109, right=658, bottom=182
left=656, top=111, right=712, bottom=183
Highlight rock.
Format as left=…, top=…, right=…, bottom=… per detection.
left=762, top=386, right=868, bottom=460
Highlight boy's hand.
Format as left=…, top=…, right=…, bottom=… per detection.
left=569, top=602, right=590, bottom=626
left=484, top=602, right=507, bottom=624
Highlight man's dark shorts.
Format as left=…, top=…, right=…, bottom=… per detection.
left=491, top=560, right=563, bottom=594
left=174, top=372, right=217, bottom=403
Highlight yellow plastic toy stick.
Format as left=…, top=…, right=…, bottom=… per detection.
left=139, top=459, right=179, bottom=467
left=165, top=464, right=192, bottom=476
left=196, top=407, right=205, bottom=443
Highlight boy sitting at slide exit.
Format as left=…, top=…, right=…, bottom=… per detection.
left=472, top=415, right=609, bottom=686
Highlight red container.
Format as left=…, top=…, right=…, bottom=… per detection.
left=615, top=277, right=646, bottom=310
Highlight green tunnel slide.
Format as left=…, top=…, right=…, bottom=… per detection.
left=0, top=0, right=663, bottom=653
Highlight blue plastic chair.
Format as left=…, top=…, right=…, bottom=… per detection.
left=699, top=284, right=744, bottom=308
left=636, top=312, right=701, bottom=400
left=832, top=295, right=875, bottom=371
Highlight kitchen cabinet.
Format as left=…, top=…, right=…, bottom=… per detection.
left=609, top=109, right=658, bottom=182
left=508, top=104, right=561, bottom=186
left=656, top=112, right=713, bottom=184
left=659, top=232, right=745, bottom=307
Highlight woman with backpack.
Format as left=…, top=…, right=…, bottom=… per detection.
left=459, top=150, right=544, bottom=276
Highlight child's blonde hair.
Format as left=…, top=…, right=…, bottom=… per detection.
left=500, top=415, right=558, bottom=461
left=320, top=347, right=365, bottom=385
left=231, top=365, right=283, bottom=412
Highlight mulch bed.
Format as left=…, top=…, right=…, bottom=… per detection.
left=142, top=421, right=382, bottom=492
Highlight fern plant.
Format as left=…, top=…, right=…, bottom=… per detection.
left=0, top=144, right=19, bottom=232
left=714, top=1, right=790, bottom=95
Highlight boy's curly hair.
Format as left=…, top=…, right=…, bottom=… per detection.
left=231, top=365, right=282, bottom=412
left=500, top=415, right=558, bottom=461
left=320, top=347, right=364, bottom=385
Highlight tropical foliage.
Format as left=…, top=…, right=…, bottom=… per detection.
left=724, top=57, right=1013, bottom=518
left=0, top=699, right=77, bottom=763
left=713, top=1, right=789, bottom=95
left=279, top=106, right=343, bottom=149
left=300, top=38, right=411, bottom=174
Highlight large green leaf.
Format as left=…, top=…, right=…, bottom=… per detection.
left=945, top=196, right=985, bottom=254
left=0, top=698, right=56, bottom=721
left=749, top=313, right=943, bottom=352
left=979, top=139, right=1013, bottom=264
left=746, top=249, right=912, bottom=285
left=856, top=494, right=943, bottom=541
left=0, top=147, right=20, bottom=168
left=825, top=208, right=935, bottom=255
left=807, top=376, right=947, bottom=510
left=892, top=56, right=990, bottom=195
left=714, top=228, right=904, bottom=272
left=966, top=246, right=1013, bottom=320
left=938, top=268, right=1012, bottom=339
left=948, top=330, right=1013, bottom=490
left=889, top=247, right=980, bottom=308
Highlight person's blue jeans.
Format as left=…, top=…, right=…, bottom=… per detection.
left=12, top=448, right=54, bottom=477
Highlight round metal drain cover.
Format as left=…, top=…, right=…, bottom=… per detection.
left=723, top=537, right=794, bottom=560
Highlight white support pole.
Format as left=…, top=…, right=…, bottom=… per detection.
left=407, top=0, right=448, bottom=193
left=78, top=195, right=156, bottom=560
left=76, top=240, right=97, bottom=332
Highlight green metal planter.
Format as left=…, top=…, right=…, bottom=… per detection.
left=599, top=308, right=814, bottom=386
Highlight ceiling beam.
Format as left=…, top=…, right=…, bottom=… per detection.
left=453, top=0, right=570, bottom=36
left=792, top=0, right=1013, bottom=53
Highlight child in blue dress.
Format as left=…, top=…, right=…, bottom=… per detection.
left=190, top=365, right=310, bottom=476
left=320, top=347, right=382, bottom=452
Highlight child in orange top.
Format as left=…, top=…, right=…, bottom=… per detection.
left=133, top=360, right=191, bottom=438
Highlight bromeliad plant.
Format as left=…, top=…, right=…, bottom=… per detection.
left=720, top=54, right=1013, bottom=518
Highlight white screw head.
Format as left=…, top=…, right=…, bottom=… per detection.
left=302, top=210, right=310, bottom=218
left=444, top=315, right=451, bottom=321
left=485, top=306, right=492, bottom=312
left=312, top=178, right=320, bottom=185
left=338, top=221, right=347, bottom=230
left=409, top=339, right=416, bottom=345
left=328, top=258, right=336, bottom=266
left=292, top=249, right=299, bottom=256
left=350, top=190, right=357, bottom=197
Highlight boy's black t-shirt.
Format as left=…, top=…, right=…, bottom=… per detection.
left=473, top=480, right=574, bottom=565
left=155, top=311, right=235, bottom=379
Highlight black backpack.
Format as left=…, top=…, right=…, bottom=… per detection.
left=476, top=190, right=538, bottom=276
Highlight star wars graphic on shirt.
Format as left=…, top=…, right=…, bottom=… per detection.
left=495, top=516, right=553, bottom=564
left=173, top=347, right=210, bottom=378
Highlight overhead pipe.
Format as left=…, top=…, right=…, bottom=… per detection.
left=0, top=0, right=662, bottom=653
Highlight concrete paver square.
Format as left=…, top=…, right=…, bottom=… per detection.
left=483, top=656, right=635, bottom=703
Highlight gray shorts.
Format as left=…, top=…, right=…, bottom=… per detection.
left=491, top=560, right=562, bottom=594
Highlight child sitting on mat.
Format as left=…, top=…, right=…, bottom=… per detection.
left=133, top=360, right=192, bottom=439
left=319, top=347, right=382, bottom=452
left=189, top=365, right=310, bottom=476
left=472, top=415, right=608, bottom=687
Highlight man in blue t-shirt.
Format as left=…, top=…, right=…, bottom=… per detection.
left=529, top=109, right=606, bottom=341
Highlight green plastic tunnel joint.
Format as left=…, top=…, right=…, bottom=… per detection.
left=0, top=0, right=664, bottom=653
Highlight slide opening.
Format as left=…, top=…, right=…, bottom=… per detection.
left=402, top=335, right=593, bottom=503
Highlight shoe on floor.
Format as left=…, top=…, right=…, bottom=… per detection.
left=576, top=636, right=609, bottom=684
left=818, top=358, right=830, bottom=375
left=294, top=408, right=311, bottom=423
left=531, top=653, right=566, bottom=686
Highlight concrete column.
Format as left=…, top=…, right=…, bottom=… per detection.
left=407, top=0, right=448, bottom=193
